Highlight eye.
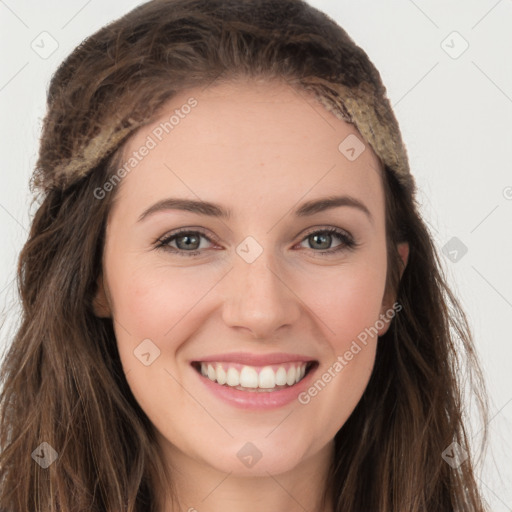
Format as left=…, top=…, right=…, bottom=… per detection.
left=297, top=227, right=357, bottom=255
left=155, top=228, right=216, bottom=257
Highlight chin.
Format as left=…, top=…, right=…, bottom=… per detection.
left=192, top=433, right=324, bottom=478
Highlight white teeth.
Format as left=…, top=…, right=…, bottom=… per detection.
left=275, top=367, right=287, bottom=386
left=258, top=366, right=275, bottom=388
left=198, top=361, right=310, bottom=390
left=226, top=367, right=240, bottom=387
left=240, top=366, right=259, bottom=388
left=286, top=366, right=296, bottom=386
left=216, top=365, right=227, bottom=385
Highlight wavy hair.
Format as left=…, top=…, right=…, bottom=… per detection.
left=0, top=0, right=487, bottom=510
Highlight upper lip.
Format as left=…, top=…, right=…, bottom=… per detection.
left=192, top=352, right=317, bottom=366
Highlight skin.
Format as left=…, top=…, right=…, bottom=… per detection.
left=94, top=78, right=408, bottom=512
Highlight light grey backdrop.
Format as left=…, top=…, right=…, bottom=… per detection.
left=1, top=1, right=511, bottom=509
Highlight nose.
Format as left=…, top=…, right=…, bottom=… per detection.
left=221, top=248, right=302, bottom=340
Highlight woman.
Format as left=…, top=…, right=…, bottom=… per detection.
left=0, top=0, right=488, bottom=510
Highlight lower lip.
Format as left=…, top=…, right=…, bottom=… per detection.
left=194, top=365, right=317, bottom=410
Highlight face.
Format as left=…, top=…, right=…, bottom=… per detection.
left=94, top=79, right=406, bottom=480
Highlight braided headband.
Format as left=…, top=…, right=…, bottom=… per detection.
left=34, top=76, right=414, bottom=199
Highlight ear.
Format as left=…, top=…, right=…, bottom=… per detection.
left=377, top=242, right=409, bottom=336
left=92, top=273, right=112, bottom=318
left=396, top=241, right=409, bottom=278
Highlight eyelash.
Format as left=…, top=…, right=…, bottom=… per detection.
left=155, top=227, right=358, bottom=258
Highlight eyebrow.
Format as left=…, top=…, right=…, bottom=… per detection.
left=137, top=195, right=373, bottom=223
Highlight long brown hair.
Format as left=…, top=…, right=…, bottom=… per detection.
left=0, top=0, right=488, bottom=510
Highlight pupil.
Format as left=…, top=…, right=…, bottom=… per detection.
left=312, top=233, right=330, bottom=250
left=178, top=234, right=198, bottom=250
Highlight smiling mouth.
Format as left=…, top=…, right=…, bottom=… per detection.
left=191, top=361, right=317, bottom=392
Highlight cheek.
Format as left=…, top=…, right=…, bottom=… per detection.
left=291, top=255, right=386, bottom=434
left=303, top=256, right=388, bottom=351
left=107, top=262, right=212, bottom=341
left=106, top=264, right=213, bottom=416
left=105, top=260, right=230, bottom=396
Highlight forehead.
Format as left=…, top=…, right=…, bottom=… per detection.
left=110, top=79, right=385, bottom=222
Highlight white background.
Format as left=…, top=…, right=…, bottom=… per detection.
left=0, top=1, right=511, bottom=509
